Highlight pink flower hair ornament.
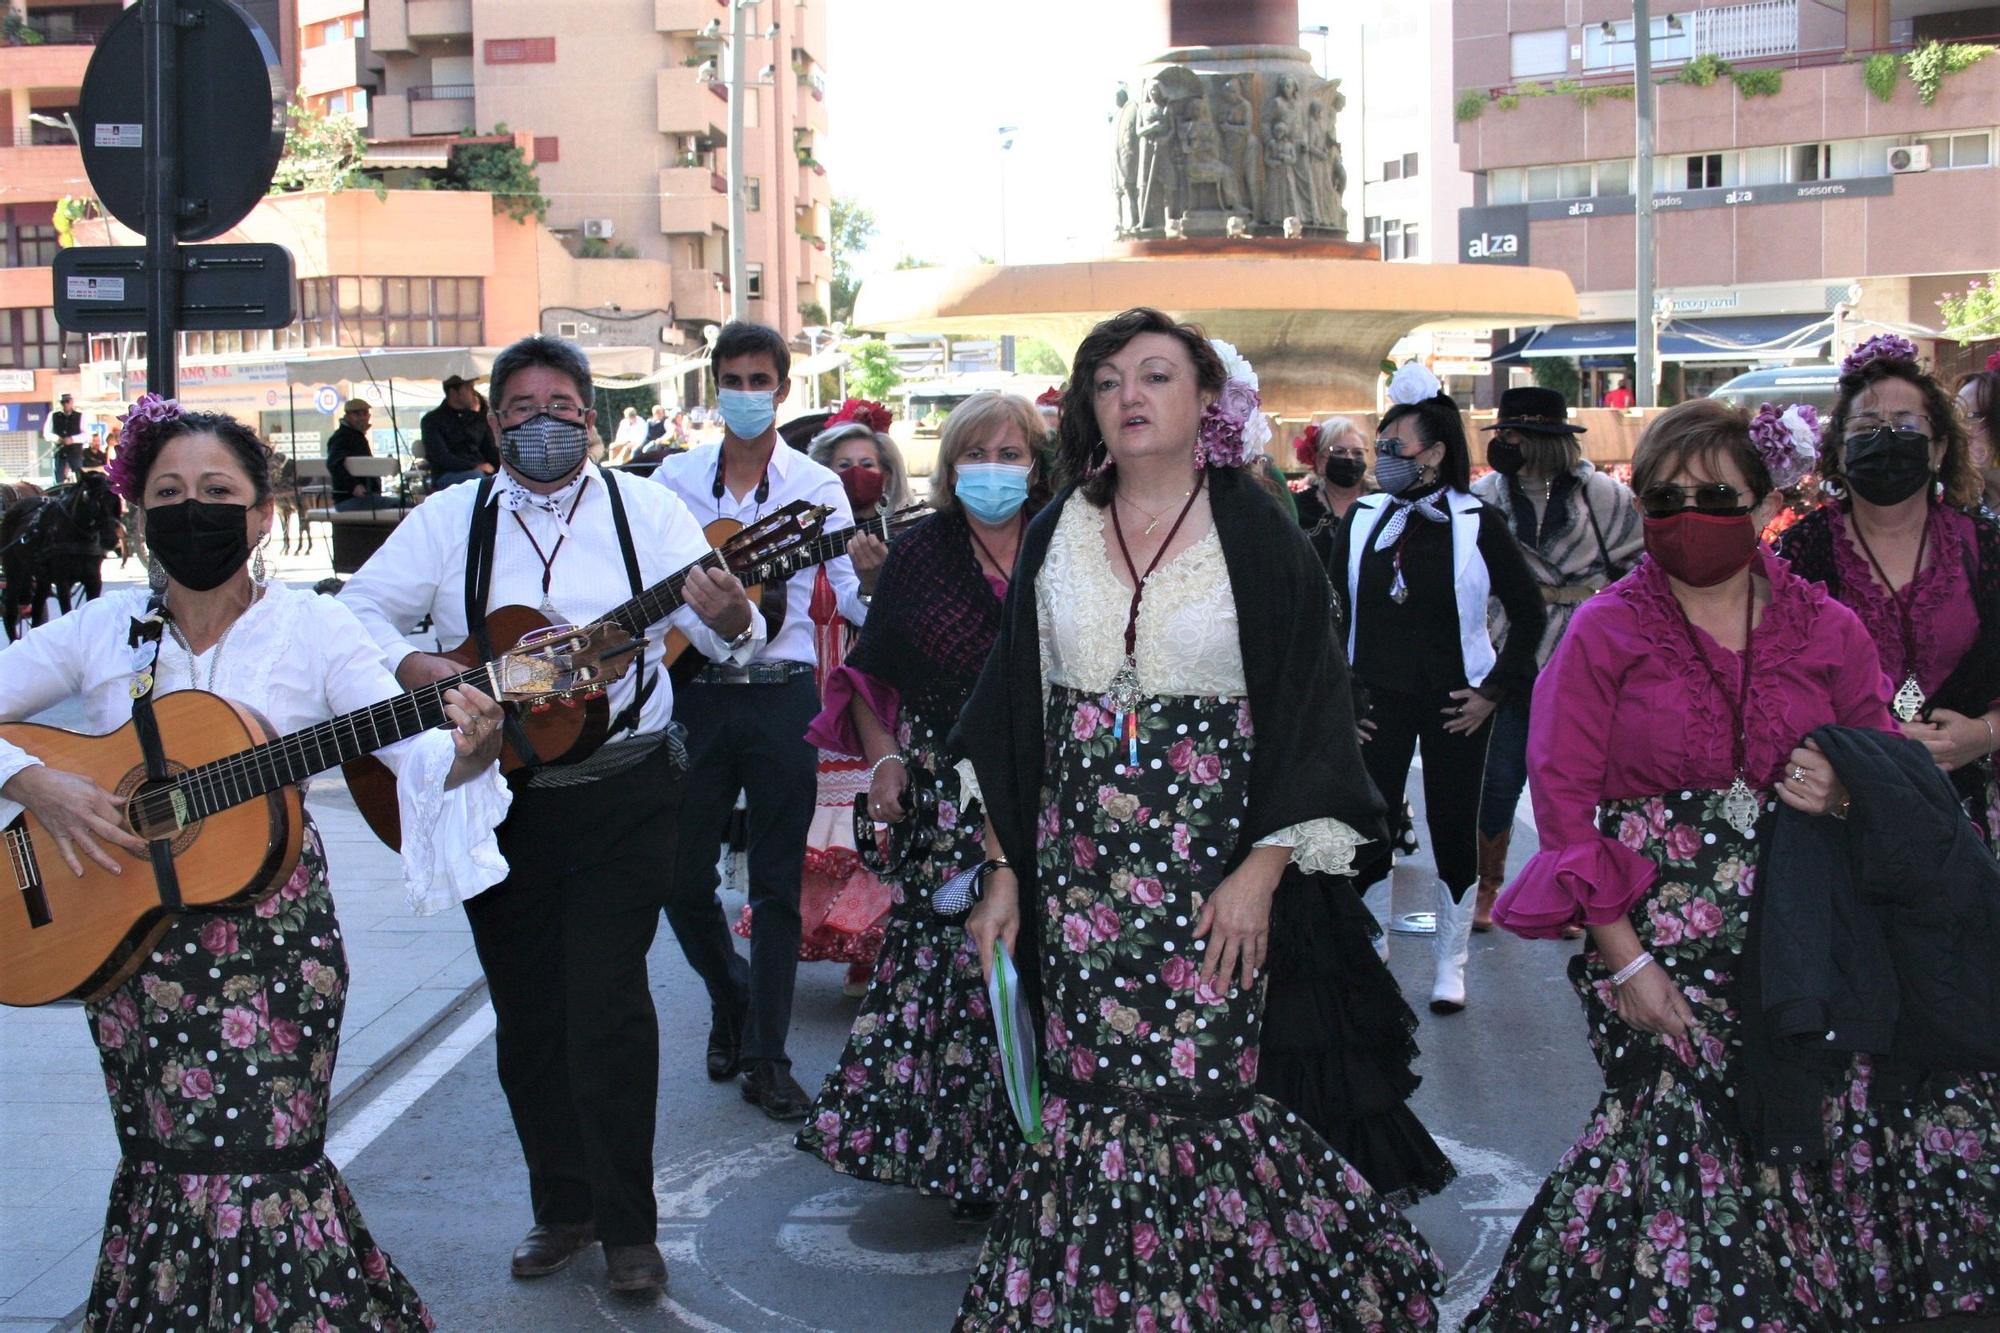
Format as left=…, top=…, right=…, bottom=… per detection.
left=1293, top=421, right=1324, bottom=468
left=1749, top=402, right=1819, bottom=491
left=1841, top=333, right=1920, bottom=378
left=1194, top=339, right=1271, bottom=469
left=1985, top=349, right=2000, bottom=374
left=826, top=397, right=893, bottom=433
left=104, top=393, right=186, bottom=501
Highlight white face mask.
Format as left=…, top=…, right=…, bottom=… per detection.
left=718, top=388, right=777, bottom=440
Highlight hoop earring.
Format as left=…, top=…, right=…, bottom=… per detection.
left=1085, top=440, right=1112, bottom=479
left=147, top=556, right=168, bottom=593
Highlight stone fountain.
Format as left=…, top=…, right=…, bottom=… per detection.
left=853, top=0, right=1578, bottom=414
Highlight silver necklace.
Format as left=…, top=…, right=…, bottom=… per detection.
left=166, top=589, right=256, bottom=693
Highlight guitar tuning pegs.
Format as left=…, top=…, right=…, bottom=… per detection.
left=529, top=700, right=553, bottom=714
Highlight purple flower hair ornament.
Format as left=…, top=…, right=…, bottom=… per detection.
left=104, top=393, right=185, bottom=501
left=1841, top=333, right=1920, bottom=378
left=1750, top=402, right=1818, bottom=491
left=1194, top=340, right=1272, bottom=469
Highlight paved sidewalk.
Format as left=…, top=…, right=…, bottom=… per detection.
left=0, top=555, right=491, bottom=1330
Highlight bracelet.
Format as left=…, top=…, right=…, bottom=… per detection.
left=1610, top=952, right=1656, bottom=987
left=867, top=754, right=907, bottom=783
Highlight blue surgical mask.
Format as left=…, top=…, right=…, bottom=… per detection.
left=955, top=463, right=1031, bottom=524
left=718, top=387, right=777, bottom=440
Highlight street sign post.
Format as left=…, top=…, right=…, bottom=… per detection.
left=66, top=0, right=289, bottom=401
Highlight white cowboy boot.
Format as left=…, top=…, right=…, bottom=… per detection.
left=1366, top=886, right=1394, bottom=963
left=1429, top=882, right=1475, bottom=1014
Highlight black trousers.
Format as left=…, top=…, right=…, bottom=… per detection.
left=1353, top=683, right=1494, bottom=899
left=462, top=743, right=681, bottom=1246
left=662, top=674, right=819, bottom=1064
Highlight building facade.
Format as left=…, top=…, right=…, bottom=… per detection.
left=1453, top=0, right=2000, bottom=399
left=365, top=0, right=832, bottom=345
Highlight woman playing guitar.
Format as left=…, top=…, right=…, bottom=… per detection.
left=0, top=399, right=508, bottom=1331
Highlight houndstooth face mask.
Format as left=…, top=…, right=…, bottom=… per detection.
left=500, top=413, right=590, bottom=483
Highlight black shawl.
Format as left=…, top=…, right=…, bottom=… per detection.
left=844, top=507, right=1006, bottom=721
left=953, top=467, right=1390, bottom=1009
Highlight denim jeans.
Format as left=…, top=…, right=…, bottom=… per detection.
left=1477, top=698, right=1533, bottom=840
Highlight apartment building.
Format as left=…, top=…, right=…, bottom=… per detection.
left=366, top=0, right=833, bottom=345
left=1453, top=0, right=2000, bottom=399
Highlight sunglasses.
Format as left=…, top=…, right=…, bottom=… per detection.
left=1640, top=482, right=1752, bottom=519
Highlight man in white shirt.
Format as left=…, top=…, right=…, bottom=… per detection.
left=341, top=335, right=761, bottom=1296
left=652, top=320, right=882, bottom=1120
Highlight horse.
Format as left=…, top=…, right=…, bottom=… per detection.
left=1, top=472, right=124, bottom=640
left=269, top=454, right=312, bottom=556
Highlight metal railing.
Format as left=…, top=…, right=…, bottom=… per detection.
left=406, top=83, right=476, bottom=102
left=4, top=15, right=113, bottom=45
left=6, top=127, right=78, bottom=147
left=1691, top=0, right=1799, bottom=62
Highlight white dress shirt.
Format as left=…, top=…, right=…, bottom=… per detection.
left=652, top=439, right=867, bottom=667
left=340, top=462, right=764, bottom=739
left=0, top=584, right=512, bottom=914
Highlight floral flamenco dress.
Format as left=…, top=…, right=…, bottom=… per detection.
left=793, top=509, right=1016, bottom=1205
left=956, top=488, right=1445, bottom=1332
left=0, top=584, right=510, bottom=1331
left=1778, top=500, right=2000, bottom=1322
left=1472, top=550, right=1898, bottom=1332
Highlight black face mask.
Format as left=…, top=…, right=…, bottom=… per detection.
left=1843, top=428, right=1934, bottom=507
left=1486, top=438, right=1526, bottom=476
left=1322, top=456, right=1367, bottom=489
left=145, top=500, right=251, bottom=592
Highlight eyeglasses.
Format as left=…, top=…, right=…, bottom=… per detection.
left=1843, top=415, right=1931, bottom=440
left=1374, top=436, right=1422, bottom=459
left=497, top=400, right=587, bottom=425
left=1640, top=481, right=1751, bottom=519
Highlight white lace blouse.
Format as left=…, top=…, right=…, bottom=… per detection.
left=965, top=495, right=1362, bottom=876
left=0, top=584, right=512, bottom=915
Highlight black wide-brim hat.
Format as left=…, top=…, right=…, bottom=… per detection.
left=1483, top=385, right=1587, bottom=434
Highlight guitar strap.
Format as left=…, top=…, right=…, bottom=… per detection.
left=463, top=474, right=545, bottom=768
left=126, top=593, right=181, bottom=910
left=597, top=469, right=653, bottom=739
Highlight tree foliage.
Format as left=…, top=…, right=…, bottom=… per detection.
left=1905, top=41, right=1995, bottom=106
left=1016, top=337, right=1068, bottom=377
left=442, top=124, right=549, bottom=222
left=1864, top=54, right=1901, bottom=102
left=1939, top=274, right=2000, bottom=345
left=847, top=340, right=903, bottom=400
left=1531, top=356, right=1582, bottom=406
left=270, top=98, right=370, bottom=195
left=830, top=197, right=876, bottom=324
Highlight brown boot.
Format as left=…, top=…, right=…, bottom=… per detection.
left=1473, top=829, right=1512, bottom=933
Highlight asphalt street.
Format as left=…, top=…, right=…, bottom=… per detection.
left=335, top=834, right=1608, bottom=1332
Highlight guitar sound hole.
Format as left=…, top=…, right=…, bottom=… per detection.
left=117, top=770, right=203, bottom=854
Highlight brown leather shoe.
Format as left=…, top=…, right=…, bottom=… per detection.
left=740, top=1058, right=812, bottom=1121
left=604, top=1242, right=668, bottom=1294
left=510, top=1221, right=596, bottom=1278
left=1473, top=829, right=1513, bottom=932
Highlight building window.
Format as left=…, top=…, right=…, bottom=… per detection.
left=1383, top=158, right=1402, bottom=182
left=1364, top=215, right=1382, bottom=240
left=1510, top=28, right=1569, bottom=79
left=0, top=307, right=68, bottom=370
left=1486, top=168, right=1525, bottom=206
left=1917, top=131, right=1992, bottom=169
left=1381, top=219, right=1403, bottom=260
left=1402, top=223, right=1420, bottom=260
left=745, top=264, right=765, bottom=300
left=534, top=136, right=560, bottom=163
left=745, top=176, right=762, bottom=212
left=1791, top=143, right=1831, bottom=182
left=1684, top=153, right=1723, bottom=189
left=485, top=37, right=556, bottom=64
left=1559, top=163, right=1593, bottom=197
left=1596, top=159, right=1632, bottom=196
left=1526, top=165, right=1561, bottom=201
left=294, top=276, right=484, bottom=348
left=0, top=207, right=61, bottom=269
left=1585, top=14, right=1694, bottom=71
left=1402, top=151, right=1419, bottom=179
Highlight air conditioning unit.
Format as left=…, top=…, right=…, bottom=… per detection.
left=581, top=218, right=616, bottom=239
left=556, top=321, right=580, bottom=338
left=1887, top=144, right=1932, bottom=174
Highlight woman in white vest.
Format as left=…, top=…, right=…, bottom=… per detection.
left=1332, top=365, right=1546, bottom=1013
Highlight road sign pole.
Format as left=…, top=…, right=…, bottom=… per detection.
left=142, top=0, right=180, bottom=399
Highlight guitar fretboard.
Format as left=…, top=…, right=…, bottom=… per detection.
left=128, top=664, right=494, bottom=832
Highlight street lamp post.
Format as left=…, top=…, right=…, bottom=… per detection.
left=1634, top=0, right=1659, bottom=407
left=997, top=125, right=1018, bottom=265
left=1299, top=24, right=1330, bottom=75
left=726, top=0, right=757, bottom=324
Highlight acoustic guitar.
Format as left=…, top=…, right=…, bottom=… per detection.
left=0, top=622, right=641, bottom=1007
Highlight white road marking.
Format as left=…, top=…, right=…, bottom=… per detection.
left=325, top=1002, right=496, bottom=1168
left=777, top=1186, right=985, bottom=1276
left=1428, top=1132, right=1544, bottom=1330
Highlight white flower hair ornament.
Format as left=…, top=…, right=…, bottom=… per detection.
left=1195, top=339, right=1273, bottom=468
left=1387, top=362, right=1444, bottom=407
left=1750, top=402, right=1820, bottom=491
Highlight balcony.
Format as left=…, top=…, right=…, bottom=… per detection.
left=8, top=6, right=116, bottom=46
left=408, top=83, right=475, bottom=136
left=1691, top=0, right=1801, bottom=61
left=656, top=0, right=726, bottom=35
left=407, top=0, right=471, bottom=39
left=659, top=165, right=727, bottom=236
left=657, top=66, right=726, bottom=138
left=0, top=38, right=90, bottom=92
left=671, top=266, right=726, bottom=323
left=299, top=35, right=363, bottom=98
left=0, top=143, right=85, bottom=208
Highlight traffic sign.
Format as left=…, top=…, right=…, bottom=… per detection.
left=53, top=244, right=295, bottom=333
left=77, top=0, right=285, bottom=243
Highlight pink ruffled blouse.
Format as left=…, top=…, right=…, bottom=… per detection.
left=1492, top=549, right=1897, bottom=939
left=1825, top=503, right=1980, bottom=699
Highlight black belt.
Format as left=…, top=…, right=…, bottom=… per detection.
left=692, top=660, right=815, bottom=686
left=1042, top=1071, right=1255, bottom=1121
left=124, top=1137, right=326, bottom=1175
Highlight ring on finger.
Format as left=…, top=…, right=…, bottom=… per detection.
left=1790, top=765, right=1808, bottom=784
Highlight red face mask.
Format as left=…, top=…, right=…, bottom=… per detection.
left=1642, top=511, right=1758, bottom=587
left=840, top=466, right=886, bottom=509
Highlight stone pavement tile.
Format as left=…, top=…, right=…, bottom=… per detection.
left=0, top=1169, right=66, bottom=1211
left=0, top=1222, right=96, bottom=1303
left=0, top=1076, right=106, bottom=1107
left=0, top=1236, right=100, bottom=1324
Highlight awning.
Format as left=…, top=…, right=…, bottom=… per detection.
left=1515, top=313, right=1833, bottom=363
left=1489, top=330, right=1538, bottom=365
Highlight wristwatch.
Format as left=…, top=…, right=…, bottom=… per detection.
left=725, top=623, right=756, bottom=652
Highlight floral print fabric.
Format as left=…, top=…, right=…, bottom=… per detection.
left=954, top=687, right=1443, bottom=1331
left=795, top=702, right=1014, bottom=1203
left=82, top=824, right=431, bottom=1332
left=1468, top=791, right=1854, bottom=1332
